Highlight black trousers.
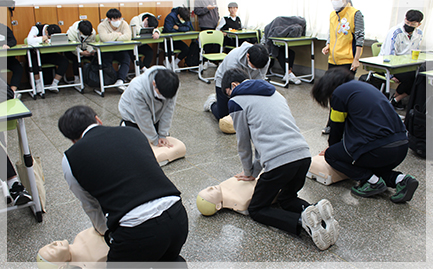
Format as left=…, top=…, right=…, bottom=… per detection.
left=276, top=46, right=295, bottom=72
left=30, top=51, right=69, bottom=77
left=129, top=44, right=154, bottom=69
left=248, top=158, right=311, bottom=235
left=7, top=57, right=23, bottom=88
left=101, top=51, right=130, bottom=81
left=166, top=41, right=189, bottom=61
left=394, top=71, right=416, bottom=96
left=325, top=141, right=408, bottom=187
left=64, top=51, right=93, bottom=76
left=0, top=141, right=17, bottom=179
left=210, top=86, right=229, bottom=120
left=106, top=200, right=189, bottom=263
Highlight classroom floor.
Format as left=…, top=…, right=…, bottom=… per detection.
left=3, top=67, right=430, bottom=268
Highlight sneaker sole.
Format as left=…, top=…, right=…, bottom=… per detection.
left=351, top=183, right=387, bottom=197
left=391, top=178, right=419, bottom=203
left=302, top=206, right=330, bottom=250
left=316, top=199, right=339, bottom=246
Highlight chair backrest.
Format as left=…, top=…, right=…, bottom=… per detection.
left=199, top=30, right=224, bottom=49
left=95, top=34, right=100, bottom=42
left=24, top=38, right=27, bottom=45
left=371, top=42, right=382, bottom=57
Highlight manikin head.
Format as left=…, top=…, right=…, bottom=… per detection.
left=38, top=240, right=71, bottom=263
left=196, top=185, right=223, bottom=216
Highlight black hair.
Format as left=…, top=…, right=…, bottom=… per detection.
left=311, top=68, right=354, bottom=108
left=221, top=68, right=249, bottom=97
left=106, top=9, right=122, bottom=20
left=78, top=20, right=93, bottom=36
left=46, top=24, right=61, bottom=36
left=178, top=7, right=190, bottom=22
left=154, top=69, right=180, bottom=99
left=142, top=14, right=159, bottom=28
left=58, top=106, right=98, bottom=141
left=247, top=44, right=269, bottom=69
left=406, top=10, right=424, bottom=23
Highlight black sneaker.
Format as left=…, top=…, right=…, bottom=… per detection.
left=351, top=178, right=387, bottom=197
left=390, top=175, right=419, bottom=203
left=9, top=182, right=32, bottom=206
left=390, top=98, right=405, bottom=111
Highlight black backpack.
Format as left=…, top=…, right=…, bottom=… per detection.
left=83, top=57, right=117, bottom=88
left=184, top=40, right=200, bottom=67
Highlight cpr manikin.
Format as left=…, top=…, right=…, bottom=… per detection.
left=219, top=115, right=236, bottom=134
left=37, top=228, right=109, bottom=268
left=197, top=177, right=257, bottom=216
left=150, top=137, right=186, bottom=166
left=306, top=155, right=348, bottom=185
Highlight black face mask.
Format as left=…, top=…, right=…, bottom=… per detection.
left=404, top=24, right=415, bottom=33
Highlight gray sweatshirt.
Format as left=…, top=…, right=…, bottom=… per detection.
left=228, top=79, right=310, bottom=178
left=214, top=42, right=270, bottom=88
left=194, top=0, right=219, bottom=29
left=118, top=66, right=178, bottom=145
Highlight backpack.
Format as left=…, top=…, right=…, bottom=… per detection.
left=83, top=57, right=117, bottom=87
left=184, top=40, right=200, bottom=67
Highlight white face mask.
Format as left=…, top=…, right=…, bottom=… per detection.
left=153, top=86, right=166, bottom=100
left=179, top=18, right=186, bottom=24
left=332, top=0, right=345, bottom=11
left=110, top=19, right=122, bottom=28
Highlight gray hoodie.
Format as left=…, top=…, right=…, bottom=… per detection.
left=228, top=79, right=310, bottom=178
left=118, top=66, right=178, bottom=145
left=214, top=42, right=270, bottom=88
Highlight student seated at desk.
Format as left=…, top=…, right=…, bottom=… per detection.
left=66, top=20, right=96, bottom=91
left=0, top=23, right=23, bottom=94
left=162, top=7, right=195, bottom=71
left=27, top=24, right=70, bottom=95
left=97, top=8, right=132, bottom=93
left=216, top=2, right=255, bottom=50
left=262, top=16, right=306, bottom=85
left=379, top=10, right=424, bottom=111
left=130, top=12, right=161, bottom=73
left=118, top=66, right=179, bottom=148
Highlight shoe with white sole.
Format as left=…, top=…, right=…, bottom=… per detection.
left=203, top=93, right=217, bottom=112
left=316, top=199, right=339, bottom=246
left=288, top=72, right=301, bottom=85
left=114, top=79, right=127, bottom=93
left=301, top=204, right=331, bottom=250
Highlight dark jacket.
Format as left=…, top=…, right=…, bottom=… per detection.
left=162, top=7, right=194, bottom=33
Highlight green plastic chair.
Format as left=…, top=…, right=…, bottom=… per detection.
left=198, top=30, right=227, bottom=84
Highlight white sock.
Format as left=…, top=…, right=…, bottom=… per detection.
left=35, top=79, right=41, bottom=85
left=367, top=174, right=379, bottom=184
left=74, top=75, right=79, bottom=80
left=7, top=177, right=19, bottom=189
left=52, top=78, right=60, bottom=85
left=175, top=58, right=181, bottom=65
left=395, top=174, right=405, bottom=184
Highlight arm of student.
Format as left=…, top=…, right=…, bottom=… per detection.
left=157, top=94, right=178, bottom=141
left=194, top=1, right=210, bottom=16
left=131, top=90, right=160, bottom=145
left=7, top=26, right=17, bottom=47
left=117, top=22, right=132, bottom=41
left=178, top=23, right=192, bottom=32
left=27, top=26, right=43, bottom=45
left=97, top=25, right=118, bottom=42
left=62, top=155, right=108, bottom=235
left=163, top=16, right=178, bottom=33
left=216, top=18, right=226, bottom=31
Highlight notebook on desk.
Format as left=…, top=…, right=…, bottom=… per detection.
left=50, top=33, right=69, bottom=45
left=139, top=27, right=154, bottom=38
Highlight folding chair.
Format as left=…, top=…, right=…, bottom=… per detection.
left=198, top=30, right=227, bottom=84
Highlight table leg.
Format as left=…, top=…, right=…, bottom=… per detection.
left=26, top=50, right=37, bottom=99
left=170, top=37, right=176, bottom=71
left=299, top=40, right=315, bottom=83
left=134, top=44, right=140, bottom=76
left=35, top=49, right=46, bottom=98
left=93, top=48, right=105, bottom=97
left=76, top=47, right=84, bottom=93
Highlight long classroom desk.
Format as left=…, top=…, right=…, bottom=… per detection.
left=268, top=36, right=316, bottom=88
left=89, top=41, right=141, bottom=97
left=31, top=41, right=84, bottom=97
left=0, top=44, right=37, bottom=99
left=223, top=29, right=258, bottom=48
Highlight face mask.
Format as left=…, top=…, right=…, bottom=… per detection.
left=154, top=86, right=166, bottom=100
left=403, top=24, right=415, bottom=33
left=248, top=62, right=257, bottom=70
left=179, top=18, right=186, bottom=24
left=332, top=0, right=345, bottom=11
left=110, top=20, right=122, bottom=28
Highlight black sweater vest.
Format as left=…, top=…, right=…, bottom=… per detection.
left=65, top=126, right=180, bottom=230
left=221, top=16, right=242, bottom=30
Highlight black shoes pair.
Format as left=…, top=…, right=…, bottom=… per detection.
left=7, top=182, right=32, bottom=206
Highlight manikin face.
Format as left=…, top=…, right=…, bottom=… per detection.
left=228, top=7, right=238, bottom=17
left=199, top=185, right=223, bottom=208
left=40, top=240, right=72, bottom=263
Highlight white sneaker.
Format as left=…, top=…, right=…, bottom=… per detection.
left=35, top=81, right=43, bottom=94
left=316, top=199, right=339, bottom=246
left=208, top=62, right=217, bottom=68
left=301, top=204, right=331, bottom=250
left=73, top=77, right=82, bottom=91
left=114, top=79, right=126, bottom=93
left=47, top=83, right=59, bottom=93
left=163, top=60, right=172, bottom=70
left=203, top=61, right=209, bottom=70
left=141, top=66, right=147, bottom=74
left=203, top=93, right=217, bottom=112
left=288, top=72, right=301, bottom=85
